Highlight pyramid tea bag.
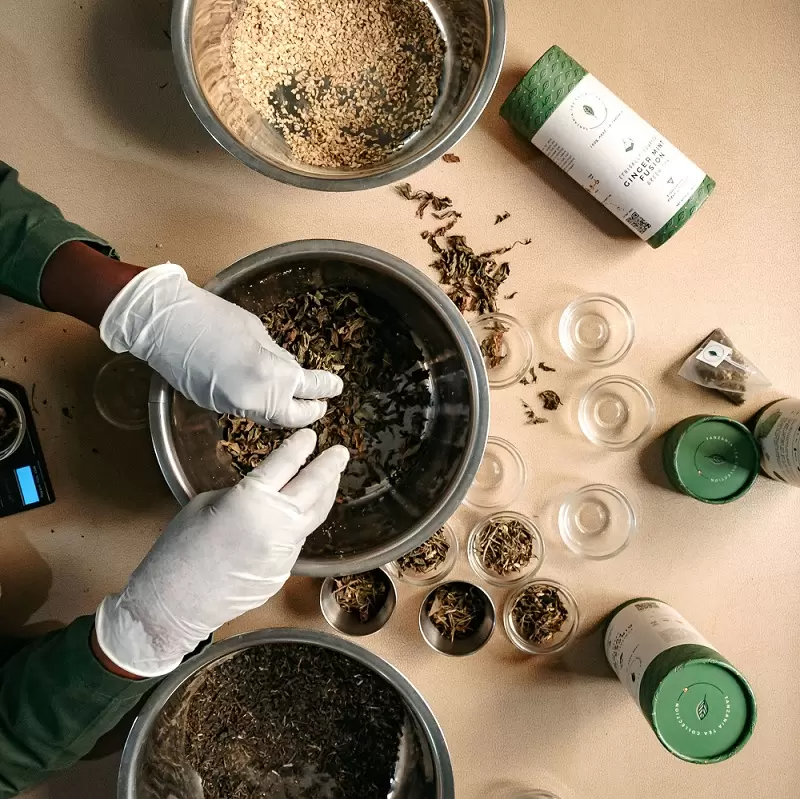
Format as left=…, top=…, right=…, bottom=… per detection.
left=679, top=328, right=770, bottom=406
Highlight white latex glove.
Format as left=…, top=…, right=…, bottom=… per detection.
left=95, top=429, right=349, bottom=678
left=99, top=263, right=343, bottom=427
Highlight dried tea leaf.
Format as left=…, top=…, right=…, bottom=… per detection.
left=442, top=153, right=460, bottom=163
left=538, top=390, right=563, bottom=411
left=427, top=585, right=484, bottom=641
left=504, top=291, right=518, bottom=300
left=395, top=182, right=453, bottom=218
left=334, top=572, right=388, bottom=622
left=521, top=399, right=548, bottom=425
left=538, top=362, right=556, bottom=372
left=396, top=528, right=449, bottom=575
left=479, top=320, right=509, bottom=369
left=494, top=211, right=510, bottom=225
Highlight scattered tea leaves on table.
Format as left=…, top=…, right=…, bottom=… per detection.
left=504, top=291, right=519, bottom=300
left=396, top=527, right=450, bottom=575
left=538, top=389, right=563, bottom=411
left=427, top=585, right=484, bottom=641
left=432, top=209, right=462, bottom=221
left=476, top=517, right=536, bottom=576
left=219, top=287, right=430, bottom=503
left=522, top=399, right=548, bottom=425
left=395, top=182, right=453, bottom=218
left=480, top=320, right=509, bottom=369
left=442, top=153, right=461, bottom=163
left=334, top=571, right=388, bottom=622
left=143, top=643, right=405, bottom=799
left=494, top=211, right=510, bottom=225
left=538, top=361, right=556, bottom=372
left=511, top=585, right=569, bottom=645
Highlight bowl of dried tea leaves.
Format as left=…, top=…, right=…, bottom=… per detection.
left=320, top=569, right=397, bottom=636
left=419, top=580, right=495, bottom=656
left=467, top=511, right=544, bottom=587
left=386, top=524, right=459, bottom=586
left=504, top=579, right=580, bottom=655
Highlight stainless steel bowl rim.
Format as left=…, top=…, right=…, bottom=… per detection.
left=171, top=0, right=507, bottom=191
left=149, top=239, right=490, bottom=576
left=117, top=627, right=455, bottom=798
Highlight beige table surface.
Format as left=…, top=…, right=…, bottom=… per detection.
left=1, top=0, right=799, bottom=796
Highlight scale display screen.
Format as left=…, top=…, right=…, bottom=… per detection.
left=15, top=466, right=41, bottom=506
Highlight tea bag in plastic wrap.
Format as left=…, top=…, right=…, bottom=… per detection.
left=678, top=328, right=770, bottom=406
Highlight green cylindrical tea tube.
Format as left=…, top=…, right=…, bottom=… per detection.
left=605, top=598, right=757, bottom=763
left=500, top=46, right=715, bottom=248
left=662, top=415, right=759, bottom=503
left=751, top=398, right=800, bottom=486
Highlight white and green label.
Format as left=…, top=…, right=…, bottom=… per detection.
left=754, top=399, right=800, bottom=486
left=604, top=600, right=713, bottom=705
left=531, top=74, right=707, bottom=241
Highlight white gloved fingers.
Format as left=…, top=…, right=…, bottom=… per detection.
left=281, top=445, right=350, bottom=513
left=295, top=369, right=344, bottom=400
left=271, top=399, right=329, bottom=428
left=245, top=428, right=317, bottom=491
left=259, top=334, right=300, bottom=365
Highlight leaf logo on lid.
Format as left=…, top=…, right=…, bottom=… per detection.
left=697, top=696, right=709, bottom=721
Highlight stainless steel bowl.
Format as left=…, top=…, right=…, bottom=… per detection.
left=419, top=580, right=495, bottom=656
left=150, top=240, right=489, bottom=576
left=117, top=628, right=455, bottom=798
left=171, top=0, right=506, bottom=190
left=320, top=569, right=398, bottom=636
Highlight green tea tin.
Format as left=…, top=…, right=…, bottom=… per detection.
left=605, top=598, right=757, bottom=763
left=751, top=398, right=800, bottom=487
left=500, top=45, right=715, bottom=248
left=662, top=415, right=759, bottom=503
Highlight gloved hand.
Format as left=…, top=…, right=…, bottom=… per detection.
left=99, top=263, right=343, bottom=427
left=95, top=429, right=349, bottom=678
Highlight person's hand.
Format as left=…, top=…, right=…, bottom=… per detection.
left=98, top=263, right=343, bottom=427
left=95, top=429, right=349, bottom=678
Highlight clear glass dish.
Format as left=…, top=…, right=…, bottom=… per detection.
left=94, top=353, right=152, bottom=431
left=558, top=484, right=637, bottom=559
left=504, top=578, right=580, bottom=655
left=467, top=511, right=544, bottom=587
left=470, top=312, right=534, bottom=389
left=464, top=436, right=527, bottom=509
left=385, top=523, right=459, bottom=587
left=578, top=375, right=655, bottom=449
left=559, top=293, right=635, bottom=367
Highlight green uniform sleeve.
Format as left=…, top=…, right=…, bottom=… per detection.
left=0, top=615, right=158, bottom=798
left=0, top=162, right=117, bottom=309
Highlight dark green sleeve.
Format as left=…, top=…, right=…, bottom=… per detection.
left=0, top=162, right=117, bottom=309
left=0, top=615, right=158, bottom=799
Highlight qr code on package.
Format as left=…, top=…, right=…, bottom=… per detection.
left=625, top=210, right=651, bottom=235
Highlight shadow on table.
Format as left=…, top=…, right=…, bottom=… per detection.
left=84, top=0, right=220, bottom=159
left=481, top=68, right=638, bottom=245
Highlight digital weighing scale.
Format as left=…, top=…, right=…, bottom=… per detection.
left=0, top=379, right=55, bottom=517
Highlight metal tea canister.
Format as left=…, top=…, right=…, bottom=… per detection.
left=605, top=599, right=756, bottom=764
left=751, top=398, right=800, bottom=486
left=662, top=415, right=760, bottom=503
left=500, top=45, right=715, bottom=248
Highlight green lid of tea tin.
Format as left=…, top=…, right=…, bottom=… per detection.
left=662, top=416, right=759, bottom=503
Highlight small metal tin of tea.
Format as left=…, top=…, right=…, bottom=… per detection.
left=320, top=569, right=397, bottom=637
left=604, top=598, right=757, bottom=764
left=419, top=580, right=495, bottom=657
left=662, top=415, right=759, bottom=503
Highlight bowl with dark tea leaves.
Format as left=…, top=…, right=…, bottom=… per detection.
left=504, top=579, right=579, bottom=655
left=385, top=524, right=459, bottom=587
left=150, top=240, right=490, bottom=577
left=120, top=628, right=455, bottom=798
left=467, top=511, right=544, bottom=587
left=419, top=580, right=495, bottom=656
left=321, top=568, right=397, bottom=637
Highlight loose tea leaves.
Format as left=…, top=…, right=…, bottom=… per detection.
left=538, top=389, right=563, bottom=411
left=395, top=182, right=453, bottom=218
left=143, top=644, right=405, bottom=799
left=522, top=399, right=548, bottom=425
left=511, top=585, right=569, bottom=645
left=334, top=571, right=388, bottom=622
left=442, top=153, right=461, bottom=163
left=476, top=517, right=536, bottom=576
left=504, top=291, right=519, bottom=300
left=480, top=320, right=509, bottom=369
left=494, top=212, right=510, bottom=225
left=538, top=362, right=556, bottom=372
left=427, top=585, right=484, bottom=641
left=396, top=528, right=450, bottom=575
left=219, top=287, right=430, bottom=502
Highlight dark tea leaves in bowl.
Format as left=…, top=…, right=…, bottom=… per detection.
left=143, top=644, right=405, bottom=799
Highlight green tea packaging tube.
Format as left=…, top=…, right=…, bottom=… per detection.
left=605, top=599, right=756, bottom=763
left=751, top=398, right=800, bottom=486
left=500, top=46, right=715, bottom=247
